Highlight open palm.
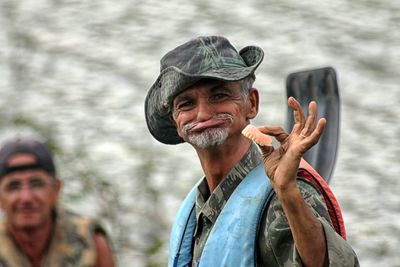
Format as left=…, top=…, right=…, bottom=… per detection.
left=258, top=97, right=326, bottom=191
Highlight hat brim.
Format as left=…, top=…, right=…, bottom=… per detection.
left=145, top=45, right=264, bottom=145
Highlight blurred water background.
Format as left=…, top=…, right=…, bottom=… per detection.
left=0, top=0, right=399, bottom=266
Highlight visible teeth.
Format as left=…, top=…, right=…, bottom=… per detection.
left=242, top=124, right=272, bottom=146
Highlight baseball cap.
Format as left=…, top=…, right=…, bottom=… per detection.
left=0, top=137, right=56, bottom=178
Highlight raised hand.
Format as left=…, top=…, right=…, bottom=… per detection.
left=241, top=97, right=330, bottom=266
left=258, top=97, right=326, bottom=191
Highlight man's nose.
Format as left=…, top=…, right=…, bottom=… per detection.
left=18, top=186, right=35, bottom=201
left=196, top=99, right=215, bottom=121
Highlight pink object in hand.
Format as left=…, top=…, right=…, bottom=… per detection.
left=241, top=125, right=272, bottom=146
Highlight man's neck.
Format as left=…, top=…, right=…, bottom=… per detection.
left=7, top=219, right=54, bottom=267
left=195, top=137, right=251, bottom=192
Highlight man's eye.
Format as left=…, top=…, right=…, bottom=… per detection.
left=211, top=93, right=229, bottom=101
left=30, top=179, right=47, bottom=188
left=176, top=101, right=194, bottom=110
left=5, top=181, right=21, bottom=192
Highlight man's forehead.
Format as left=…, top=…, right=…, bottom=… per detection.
left=1, top=169, right=51, bottom=182
left=0, top=153, right=53, bottom=181
left=174, top=79, right=241, bottom=99
left=7, top=153, right=37, bottom=166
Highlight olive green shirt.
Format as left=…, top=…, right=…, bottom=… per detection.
left=192, top=143, right=359, bottom=266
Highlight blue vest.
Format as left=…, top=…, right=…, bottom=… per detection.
left=169, top=164, right=274, bottom=267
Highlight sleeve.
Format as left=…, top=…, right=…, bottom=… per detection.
left=322, top=220, right=360, bottom=266
left=257, top=178, right=359, bottom=267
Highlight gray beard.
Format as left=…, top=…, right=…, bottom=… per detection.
left=187, top=128, right=229, bottom=149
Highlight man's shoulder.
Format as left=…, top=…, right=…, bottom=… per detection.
left=57, top=209, right=91, bottom=227
left=56, top=208, right=107, bottom=238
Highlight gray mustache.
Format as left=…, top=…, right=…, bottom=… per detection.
left=183, top=113, right=233, bottom=134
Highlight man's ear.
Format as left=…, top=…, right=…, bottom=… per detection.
left=52, top=179, right=62, bottom=206
left=246, top=88, right=259, bottom=119
left=0, top=181, right=4, bottom=210
left=54, top=179, right=62, bottom=195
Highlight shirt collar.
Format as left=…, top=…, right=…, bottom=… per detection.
left=195, top=142, right=262, bottom=224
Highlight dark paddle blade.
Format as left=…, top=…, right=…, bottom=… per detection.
left=285, top=67, right=340, bottom=183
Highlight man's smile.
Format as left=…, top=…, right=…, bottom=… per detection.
left=16, top=205, right=39, bottom=215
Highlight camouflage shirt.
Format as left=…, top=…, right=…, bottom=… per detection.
left=192, top=143, right=359, bottom=266
left=0, top=209, right=104, bottom=267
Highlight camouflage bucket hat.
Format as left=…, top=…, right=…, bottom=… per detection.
left=145, top=36, right=264, bottom=144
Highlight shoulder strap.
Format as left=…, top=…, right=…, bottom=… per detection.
left=298, top=159, right=346, bottom=239
left=169, top=180, right=200, bottom=267
left=170, top=164, right=274, bottom=267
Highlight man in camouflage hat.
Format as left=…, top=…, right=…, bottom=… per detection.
left=0, top=137, right=115, bottom=267
left=145, top=36, right=359, bottom=266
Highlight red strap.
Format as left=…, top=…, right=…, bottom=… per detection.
left=298, top=159, right=346, bottom=239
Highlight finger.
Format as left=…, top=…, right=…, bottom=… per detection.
left=288, top=97, right=306, bottom=134
left=302, top=101, right=318, bottom=136
left=258, top=126, right=289, bottom=143
left=305, top=118, right=327, bottom=147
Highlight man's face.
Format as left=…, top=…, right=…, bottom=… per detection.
left=172, top=79, right=258, bottom=149
left=0, top=154, right=60, bottom=231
